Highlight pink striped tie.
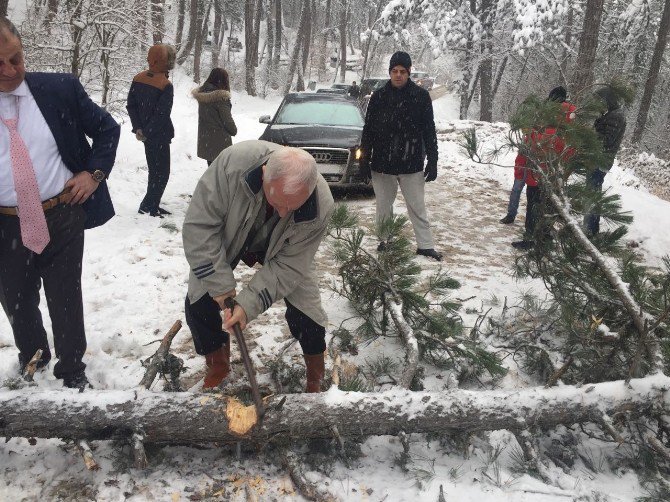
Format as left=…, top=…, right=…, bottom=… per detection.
left=1, top=116, right=50, bottom=254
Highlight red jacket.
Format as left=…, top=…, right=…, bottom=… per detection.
left=514, top=102, right=576, bottom=186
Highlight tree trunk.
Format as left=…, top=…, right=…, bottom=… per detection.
left=271, top=0, right=282, bottom=89
left=1, top=375, right=667, bottom=443
left=459, top=0, right=477, bottom=120
left=0, top=0, right=7, bottom=18
left=244, top=0, right=259, bottom=95
left=570, top=0, right=605, bottom=93
left=283, top=0, right=309, bottom=94
left=175, top=0, right=187, bottom=52
left=211, top=0, right=222, bottom=68
left=317, top=0, right=332, bottom=80
left=559, top=2, right=573, bottom=87
left=177, top=0, right=199, bottom=65
left=296, top=0, right=312, bottom=91
left=151, top=0, right=165, bottom=44
left=193, top=0, right=209, bottom=83
left=338, top=1, right=347, bottom=83
left=479, top=0, right=493, bottom=122
left=632, top=0, right=670, bottom=144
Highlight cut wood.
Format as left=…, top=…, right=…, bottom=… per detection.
left=139, top=320, right=183, bottom=389
left=1, top=375, right=668, bottom=444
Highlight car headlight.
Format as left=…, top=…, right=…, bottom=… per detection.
left=355, top=148, right=362, bottom=160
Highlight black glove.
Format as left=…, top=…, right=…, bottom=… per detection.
left=359, top=158, right=371, bottom=182
left=424, top=161, right=437, bottom=182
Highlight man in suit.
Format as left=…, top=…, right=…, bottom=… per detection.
left=0, top=18, right=120, bottom=389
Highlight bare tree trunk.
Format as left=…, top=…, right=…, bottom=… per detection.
left=296, top=0, right=312, bottom=90
left=317, top=0, right=332, bottom=80
left=211, top=0, right=222, bottom=68
left=193, top=0, right=210, bottom=83
left=338, top=1, right=347, bottom=83
left=459, top=0, right=477, bottom=120
left=570, top=0, right=605, bottom=93
left=271, top=0, right=282, bottom=88
left=491, top=55, right=508, bottom=102
left=151, top=0, right=166, bottom=44
left=177, top=0, right=199, bottom=65
left=175, top=0, right=186, bottom=51
left=1, top=375, right=667, bottom=443
left=0, top=0, right=8, bottom=18
left=361, top=0, right=384, bottom=80
left=559, top=2, right=573, bottom=87
left=632, top=0, right=670, bottom=144
left=283, top=0, right=309, bottom=94
left=478, top=0, right=494, bottom=122
left=244, top=0, right=259, bottom=95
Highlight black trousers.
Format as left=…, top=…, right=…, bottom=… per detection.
left=0, top=204, right=87, bottom=378
left=525, top=185, right=542, bottom=236
left=140, top=141, right=171, bottom=212
left=185, top=293, right=326, bottom=356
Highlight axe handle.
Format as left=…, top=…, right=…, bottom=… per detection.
left=224, top=297, right=265, bottom=418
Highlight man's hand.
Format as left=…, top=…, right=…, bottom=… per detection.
left=212, top=290, right=236, bottom=311
left=65, top=171, right=100, bottom=205
left=135, top=129, right=147, bottom=142
left=223, top=303, right=248, bottom=331
left=424, top=161, right=437, bottom=182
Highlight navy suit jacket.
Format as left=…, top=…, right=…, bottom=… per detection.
left=24, top=72, right=120, bottom=229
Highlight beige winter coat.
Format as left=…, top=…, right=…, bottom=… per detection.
left=192, top=83, right=237, bottom=161
left=183, top=140, right=334, bottom=326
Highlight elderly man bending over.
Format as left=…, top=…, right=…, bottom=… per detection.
left=183, top=140, right=334, bottom=392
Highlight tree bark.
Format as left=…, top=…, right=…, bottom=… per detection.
left=245, top=0, right=259, bottom=95
left=338, top=1, right=347, bottom=83
left=570, top=0, right=605, bottom=93
left=177, top=0, right=199, bottom=65
left=559, top=2, right=573, bottom=87
left=296, top=0, right=313, bottom=91
left=211, top=0, right=222, bottom=68
left=1, top=375, right=667, bottom=443
left=151, top=0, right=166, bottom=44
left=0, top=0, right=8, bottom=18
left=271, top=0, right=282, bottom=88
left=175, top=0, right=187, bottom=52
left=283, top=0, right=309, bottom=94
left=193, top=0, right=209, bottom=83
left=479, top=0, right=494, bottom=122
left=632, top=0, right=670, bottom=144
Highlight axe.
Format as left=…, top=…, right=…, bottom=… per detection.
left=224, top=297, right=265, bottom=419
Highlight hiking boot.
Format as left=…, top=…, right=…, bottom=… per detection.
left=303, top=352, right=325, bottom=393
left=157, top=207, right=172, bottom=215
left=500, top=214, right=515, bottom=224
left=511, top=239, right=534, bottom=250
left=417, top=248, right=443, bottom=261
left=63, top=371, right=92, bottom=392
left=203, top=343, right=231, bottom=389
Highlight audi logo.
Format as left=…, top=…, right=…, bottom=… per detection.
left=311, top=152, right=332, bottom=163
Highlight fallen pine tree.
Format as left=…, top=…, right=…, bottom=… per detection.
left=1, top=374, right=669, bottom=444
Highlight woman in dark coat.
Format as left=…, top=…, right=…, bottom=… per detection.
left=192, top=68, right=238, bottom=164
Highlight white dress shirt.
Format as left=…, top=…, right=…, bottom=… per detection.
left=0, top=80, right=72, bottom=206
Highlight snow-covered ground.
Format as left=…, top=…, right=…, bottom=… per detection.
left=1, top=69, right=669, bottom=501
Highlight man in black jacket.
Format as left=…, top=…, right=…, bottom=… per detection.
left=359, top=51, right=442, bottom=261
left=585, top=87, right=626, bottom=235
left=126, top=44, right=175, bottom=218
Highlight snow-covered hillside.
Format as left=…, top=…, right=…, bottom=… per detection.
left=1, top=69, right=668, bottom=501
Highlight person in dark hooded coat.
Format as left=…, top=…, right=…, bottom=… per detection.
left=585, top=87, right=627, bottom=235
left=192, top=68, right=237, bottom=165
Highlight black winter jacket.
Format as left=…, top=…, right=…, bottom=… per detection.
left=594, top=108, right=626, bottom=173
left=360, top=79, right=438, bottom=175
left=126, top=71, right=175, bottom=144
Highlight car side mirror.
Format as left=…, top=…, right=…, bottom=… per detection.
left=259, top=115, right=272, bottom=124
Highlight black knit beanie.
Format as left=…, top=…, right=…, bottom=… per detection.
left=547, top=86, right=567, bottom=103
left=389, top=51, right=412, bottom=73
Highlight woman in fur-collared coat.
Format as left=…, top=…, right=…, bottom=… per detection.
left=192, top=68, right=238, bottom=164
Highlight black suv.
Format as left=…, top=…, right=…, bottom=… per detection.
left=258, top=93, right=367, bottom=186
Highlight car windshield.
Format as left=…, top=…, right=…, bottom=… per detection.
left=275, top=101, right=364, bottom=127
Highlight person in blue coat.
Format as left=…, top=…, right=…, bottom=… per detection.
left=0, top=18, right=120, bottom=389
left=127, top=44, right=175, bottom=217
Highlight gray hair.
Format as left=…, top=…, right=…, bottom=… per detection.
left=0, top=17, right=21, bottom=43
left=265, top=147, right=318, bottom=195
